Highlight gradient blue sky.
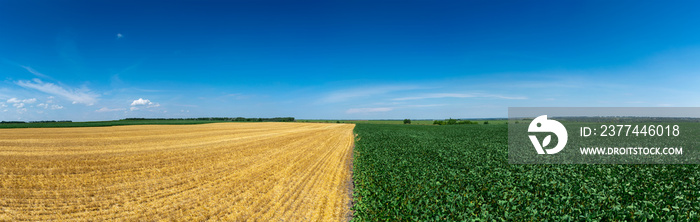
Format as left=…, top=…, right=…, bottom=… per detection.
left=2, top=1, right=700, bottom=121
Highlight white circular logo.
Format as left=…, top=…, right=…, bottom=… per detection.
left=528, top=115, right=568, bottom=154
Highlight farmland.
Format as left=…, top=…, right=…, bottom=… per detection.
left=352, top=124, right=700, bottom=221
left=4, top=120, right=699, bottom=221
left=0, top=122, right=354, bottom=221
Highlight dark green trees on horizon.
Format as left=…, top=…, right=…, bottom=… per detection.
left=433, top=118, right=478, bottom=125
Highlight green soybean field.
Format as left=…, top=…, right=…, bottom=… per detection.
left=351, top=124, right=700, bottom=221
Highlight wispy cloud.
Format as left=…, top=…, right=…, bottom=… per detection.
left=403, top=104, right=446, bottom=108
left=16, top=79, right=98, bottom=105
left=7, top=98, right=36, bottom=104
left=222, top=93, right=250, bottom=100
left=51, top=105, right=63, bottom=110
left=117, top=33, right=123, bottom=39
left=345, top=103, right=445, bottom=114
left=20, top=66, right=52, bottom=79
left=320, top=85, right=423, bottom=103
left=394, top=93, right=476, bottom=101
left=393, top=93, right=527, bottom=101
left=96, top=107, right=125, bottom=112
left=346, top=107, right=393, bottom=114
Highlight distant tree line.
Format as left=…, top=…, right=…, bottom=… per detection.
left=433, top=118, right=478, bottom=125
left=123, top=117, right=295, bottom=122
left=1, top=120, right=72, bottom=124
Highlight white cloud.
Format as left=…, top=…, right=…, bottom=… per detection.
left=37, top=103, right=49, bottom=109
left=0, top=102, right=6, bottom=108
left=320, top=85, right=423, bottom=103
left=16, top=79, right=98, bottom=105
left=13, top=103, right=24, bottom=108
left=96, top=107, right=125, bottom=112
left=222, top=93, right=251, bottom=100
left=393, top=93, right=527, bottom=101
left=394, top=93, right=476, bottom=101
left=5, top=98, right=35, bottom=103
left=403, top=104, right=447, bottom=108
left=117, top=33, right=123, bottom=39
left=346, top=107, right=393, bottom=114
left=20, top=66, right=51, bottom=79
left=131, top=98, right=153, bottom=106
left=130, top=98, right=160, bottom=109
left=486, top=95, right=528, bottom=100
left=344, top=103, right=444, bottom=115
left=50, top=105, right=64, bottom=110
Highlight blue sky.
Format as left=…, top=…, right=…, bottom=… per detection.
left=2, top=1, right=700, bottom=121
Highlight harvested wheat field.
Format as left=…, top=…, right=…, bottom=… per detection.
left=0, top=122, right=355, bottom=221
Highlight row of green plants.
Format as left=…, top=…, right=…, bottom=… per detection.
left=351, top=124, right=700, bottom=221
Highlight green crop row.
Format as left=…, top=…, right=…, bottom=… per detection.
left=351, top=124, right=700, bottom=221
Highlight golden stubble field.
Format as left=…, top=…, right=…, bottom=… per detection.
left=0, top=122, right=355, bottom=221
